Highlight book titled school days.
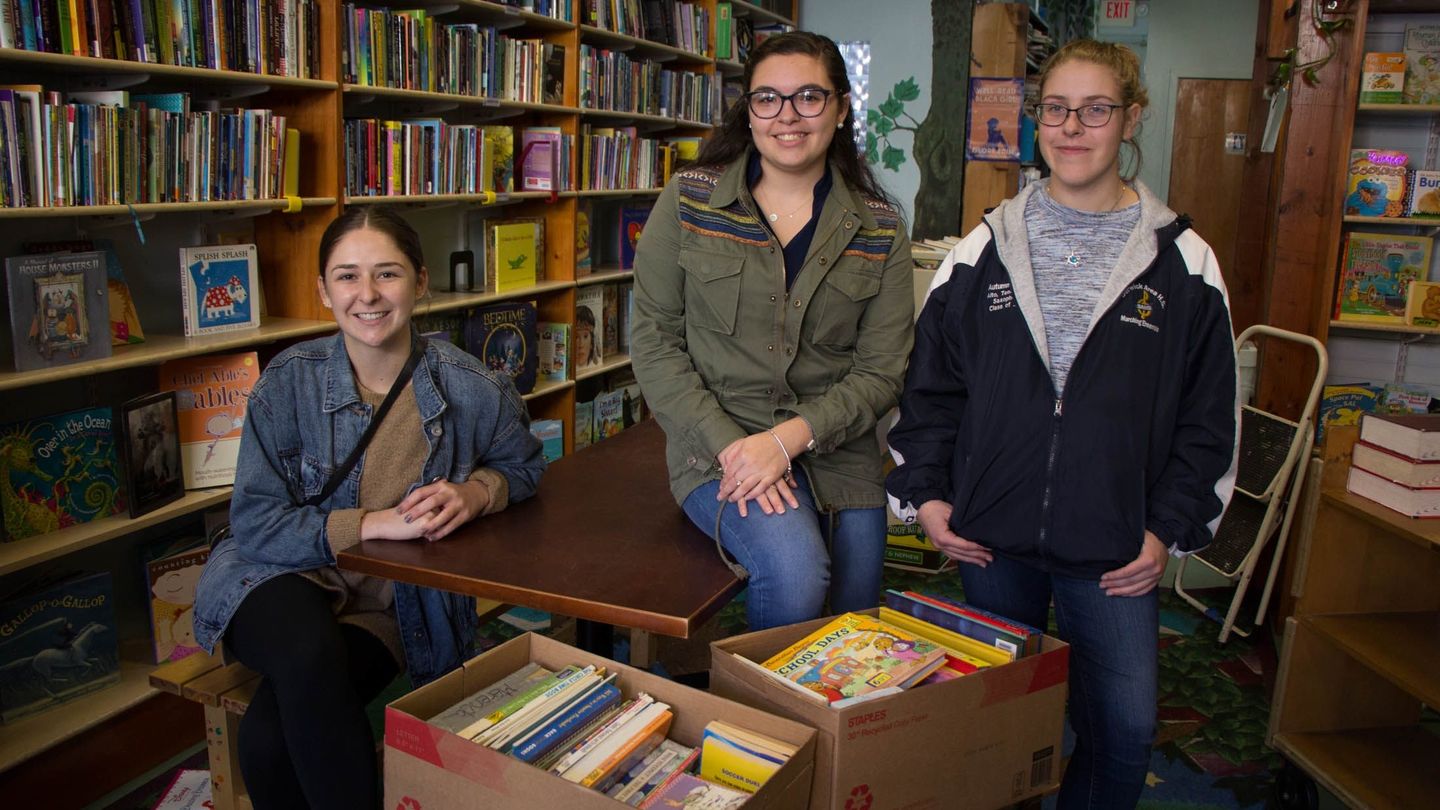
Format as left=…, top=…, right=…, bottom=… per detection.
left=179, top=244, right=261, bottom=337
left=5, top=250, right=112, bottom=372
left=158, top=352, right=261, bottom=489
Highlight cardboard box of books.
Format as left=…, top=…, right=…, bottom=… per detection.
left=385, top=632, right=817, bottom=810
left=710, top=608, right=1069, bottom=810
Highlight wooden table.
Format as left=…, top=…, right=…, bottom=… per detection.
left=337, top=420, right=744, bottom=659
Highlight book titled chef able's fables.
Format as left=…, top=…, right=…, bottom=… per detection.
left=158, top=352, right=260, bottom=489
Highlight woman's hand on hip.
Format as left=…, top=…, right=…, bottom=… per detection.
left=397, top=479, right=491, bottom=542
left=716, top=434, right=796, bottom=506
left=917, top=500, right=993, bottom=567
left=1099, top=530, right=1169, bottom=597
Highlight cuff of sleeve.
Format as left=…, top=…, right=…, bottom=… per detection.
left=687, top=409, right=747, bottom=463
left=789, top=405, right=832, bottom=454
left=469, top=468, right=509, bottom=516
left=326, top=508, right=366, bottom=555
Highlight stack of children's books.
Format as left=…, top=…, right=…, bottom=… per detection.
left=427, top=662, right=795, bottom=806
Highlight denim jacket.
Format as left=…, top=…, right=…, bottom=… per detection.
left=193, top=334, right=546, bottom=686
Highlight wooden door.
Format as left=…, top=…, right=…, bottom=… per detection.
left=1168, top=78, right=1252, bottom=306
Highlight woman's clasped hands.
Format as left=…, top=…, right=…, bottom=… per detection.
left=716, top=432, right=800, bottom=518
left=361, top=478, right=491, bottom=543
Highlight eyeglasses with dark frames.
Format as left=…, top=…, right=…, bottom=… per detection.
left=744, top=88, right=835, bottom=119
left=1033, top=102, right=1125, bottom=128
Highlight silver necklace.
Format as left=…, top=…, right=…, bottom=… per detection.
left=1062, top=184, right=1131, bottom=268
left=758, top=189, right=811, bottom=223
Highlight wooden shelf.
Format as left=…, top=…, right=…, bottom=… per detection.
left=575, top=353, right=632, bottom=381
left=416, top=281, right=577, bottom=316
left=1320, top=488, right=1440, bottom=551
left=576, top=269, right=634, bottom=286
left=1341, top=214, right=1440, bottom=226
left=0, top=489, right=232, bottom=577
left=0, top=47, right=337, bottom=89
left=577, top=188, right=664, bottom=197
left=728, top=0, right=797, bottom=26
left=1271, top=726, right=1440, bottom=810
left=0, top=197, right=338, bottom=220
left=452, top=0, right=576, bottom=31
left=580, top=106, right=699, bottom=127
left=341, top=83, right=580, bottom=115
left=344, top=191, right=559, bottom=207
left=0, top=656, right=161, bottom=772
left=1309, top=612, right=1440, bottom=707
left=716, top=58, right=744, bottom=77
left=1327, top=319, right=1440, bottom=337
left=1369, top=0, right=1440, bottom=13
left=578, top=24, right=712, bottom=64
left=0, top=317, right=335, bottom=391
left=523, top=378, right=575, bottom=401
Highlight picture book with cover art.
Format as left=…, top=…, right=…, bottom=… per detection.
left=142, top=537, right=209, bottom=664
left=0, top=571, right=121, bottom=723
left=1335, top=231, right=1431, bottom=325
left=619, top=203, right=652, bottom=270
left=179, top=244, right=260, bottom=336
left=23, top=239, right=145, bottom=345
left=158, top=352, right=260, bottom=489
left=0, top=406, right=124, bottom=541
left=464, top=301, right=539, bottom=395
left=538, top=321, right=569, bottom=384
left=486, top=217, right=544, bottom=294
left=5, top=250, right=111, bottom=372
left=759, top=612, right=946, bottom=704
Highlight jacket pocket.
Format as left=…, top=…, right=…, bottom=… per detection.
left=681, top=249, right=744, bottom=335
left=810, top=266, right=881, bottom=348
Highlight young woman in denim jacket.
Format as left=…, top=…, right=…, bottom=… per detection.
left=193, top=208, right=545, bottom=809
left=630, top=32, right=913, bottom=631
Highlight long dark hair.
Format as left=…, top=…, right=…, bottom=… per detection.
left=317, top=206, right=426, bottom=276
left=693, top=31, right=894, bottom=207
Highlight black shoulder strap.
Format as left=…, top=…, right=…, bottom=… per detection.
left=304, top=340, right=425, bottom=507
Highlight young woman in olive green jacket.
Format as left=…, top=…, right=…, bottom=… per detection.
left=630, top=31, right=914, bottom=630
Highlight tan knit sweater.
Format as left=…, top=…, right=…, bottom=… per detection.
left=301, top=380, right=509, bottom=667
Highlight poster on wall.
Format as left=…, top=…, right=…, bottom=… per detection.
left=966, top=77, right=1024, bottom=162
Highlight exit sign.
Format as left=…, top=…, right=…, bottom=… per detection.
left=1102, top=0, right=1137, bottom=27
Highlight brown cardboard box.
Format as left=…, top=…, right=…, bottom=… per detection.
left=710, top=610, right=1070, bottom=810
left=385, top=633, right=817, bottom=809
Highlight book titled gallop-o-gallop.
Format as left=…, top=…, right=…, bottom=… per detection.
left=179, top=244, right=260, bottom=337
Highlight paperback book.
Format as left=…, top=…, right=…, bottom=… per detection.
left=483, top=125, right=515, bottom=193
left=575, top=286, right=606, bottom=368
left=486, top=218, right=545, bottom=294
left=1335, top=231, right=1430, bottom=325
left=0, top=406, right=124, bottom=540
left=179, top=244, right=261, bottom=336
left=758, top=612, right=947, bottom=704
left=538, top=321, right=570, bottom=384
left=465, top=301, right=539, bottom=395
left=22, top=239, right=145, bottom=345
left=5, top=250, right=111, bottom=372
left=618, top=203, right=652, bottom=270
left=158, top=352, right=261, bottom=489
left=1343, top=149, right=1409, bottom=218
left=0, top=571, right=121, bottom=723
left=143, top=538, right=209, bottom=663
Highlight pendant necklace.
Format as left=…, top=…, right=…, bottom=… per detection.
left=759, top=190, right=811, bottom=223
left=1062, top=183, right=1132, bottom=268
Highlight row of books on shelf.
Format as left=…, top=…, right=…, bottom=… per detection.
left=579, top=44, right=722, bottom=124
left=341, top=6, right=567, bottom=106
left=577, top=367, right=646, bottom=452
left=1342, top=148, right=1440, bottom=219
left=502, top=0, right=574, bottom=21
left=0, top=0, right=322, bottom=78
left=580, top=125, right=697, bottom=192
left=344, top=120, right=576, bottom=197
left=584, top=0, right=713, bottom=56
left=1346, top=412, right=1440, bottom=518
left=0, top=350, right=256, bottom=539
left=426, top=657, right=794, bottom=807
left=0, top=88, right=297, bottom=208
left=5, top=240, right=260, bottom=371
left=1333, top=231, right=1440, bottom=327
left=1360, top=24, right=1440, bottom=105
left=737, top=593, right=1044, bottom=709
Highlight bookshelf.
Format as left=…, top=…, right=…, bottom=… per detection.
left=0, top=0, right=797, bottom=792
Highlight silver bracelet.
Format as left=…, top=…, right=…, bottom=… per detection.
left=766, top=428, right=792, bottom=478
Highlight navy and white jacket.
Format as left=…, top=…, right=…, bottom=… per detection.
left=886, top=180, right=1238, bottom=579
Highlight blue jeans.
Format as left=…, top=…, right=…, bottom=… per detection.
left=959, top=554, right=1157, bottom=810
left=682, top=470, right=886, bottom=631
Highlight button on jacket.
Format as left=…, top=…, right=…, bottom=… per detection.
left=631, top=150, right=915, bottom=510
left=887, top=181, right=1238, bottom=579
left=193, top=335, right=546, bottom=686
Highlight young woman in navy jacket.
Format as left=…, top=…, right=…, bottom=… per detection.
left=887, top=41, right=1238, bottom=808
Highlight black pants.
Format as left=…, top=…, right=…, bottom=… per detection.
left=224, top=574, right=400, bottom=810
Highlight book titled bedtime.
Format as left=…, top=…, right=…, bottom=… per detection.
left=179, top=244, right=260, bottom=336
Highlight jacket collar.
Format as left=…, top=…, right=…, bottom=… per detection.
left=320, top=332, right=446, bottom=423
left=711, top=147, right=880, bottom=231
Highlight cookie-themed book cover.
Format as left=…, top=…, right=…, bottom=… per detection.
left=0, top=407, right=125, bottom=541
left=1343, top=149, right=1409, bottom=218
left=4, top=251, right=112, bottom=372
left=178, top=244, right=260, bottom=337
left=0, top=571, right=121, bottom=723
left=158, top=352, right=260, bottom=489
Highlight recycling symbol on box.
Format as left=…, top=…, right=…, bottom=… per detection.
left=395, top=798, right=421, bottom=810
left=845, top=784, right=874, bottom=810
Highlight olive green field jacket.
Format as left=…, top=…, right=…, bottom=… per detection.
left=630, top=152, right=915, bottom=511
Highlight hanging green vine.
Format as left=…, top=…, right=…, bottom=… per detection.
left=1269, top=0, right=1355, bottom=93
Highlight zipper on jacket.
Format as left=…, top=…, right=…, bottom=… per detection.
left=1036, top=397, right=1063, bottom=567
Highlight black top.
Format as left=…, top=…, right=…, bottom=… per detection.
left=746, top=150, right=834, bottom=290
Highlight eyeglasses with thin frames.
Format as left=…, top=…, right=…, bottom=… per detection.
left=1033, top=102, right=1125, bottom=128
left=744, top=88, right=835, bottom=119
